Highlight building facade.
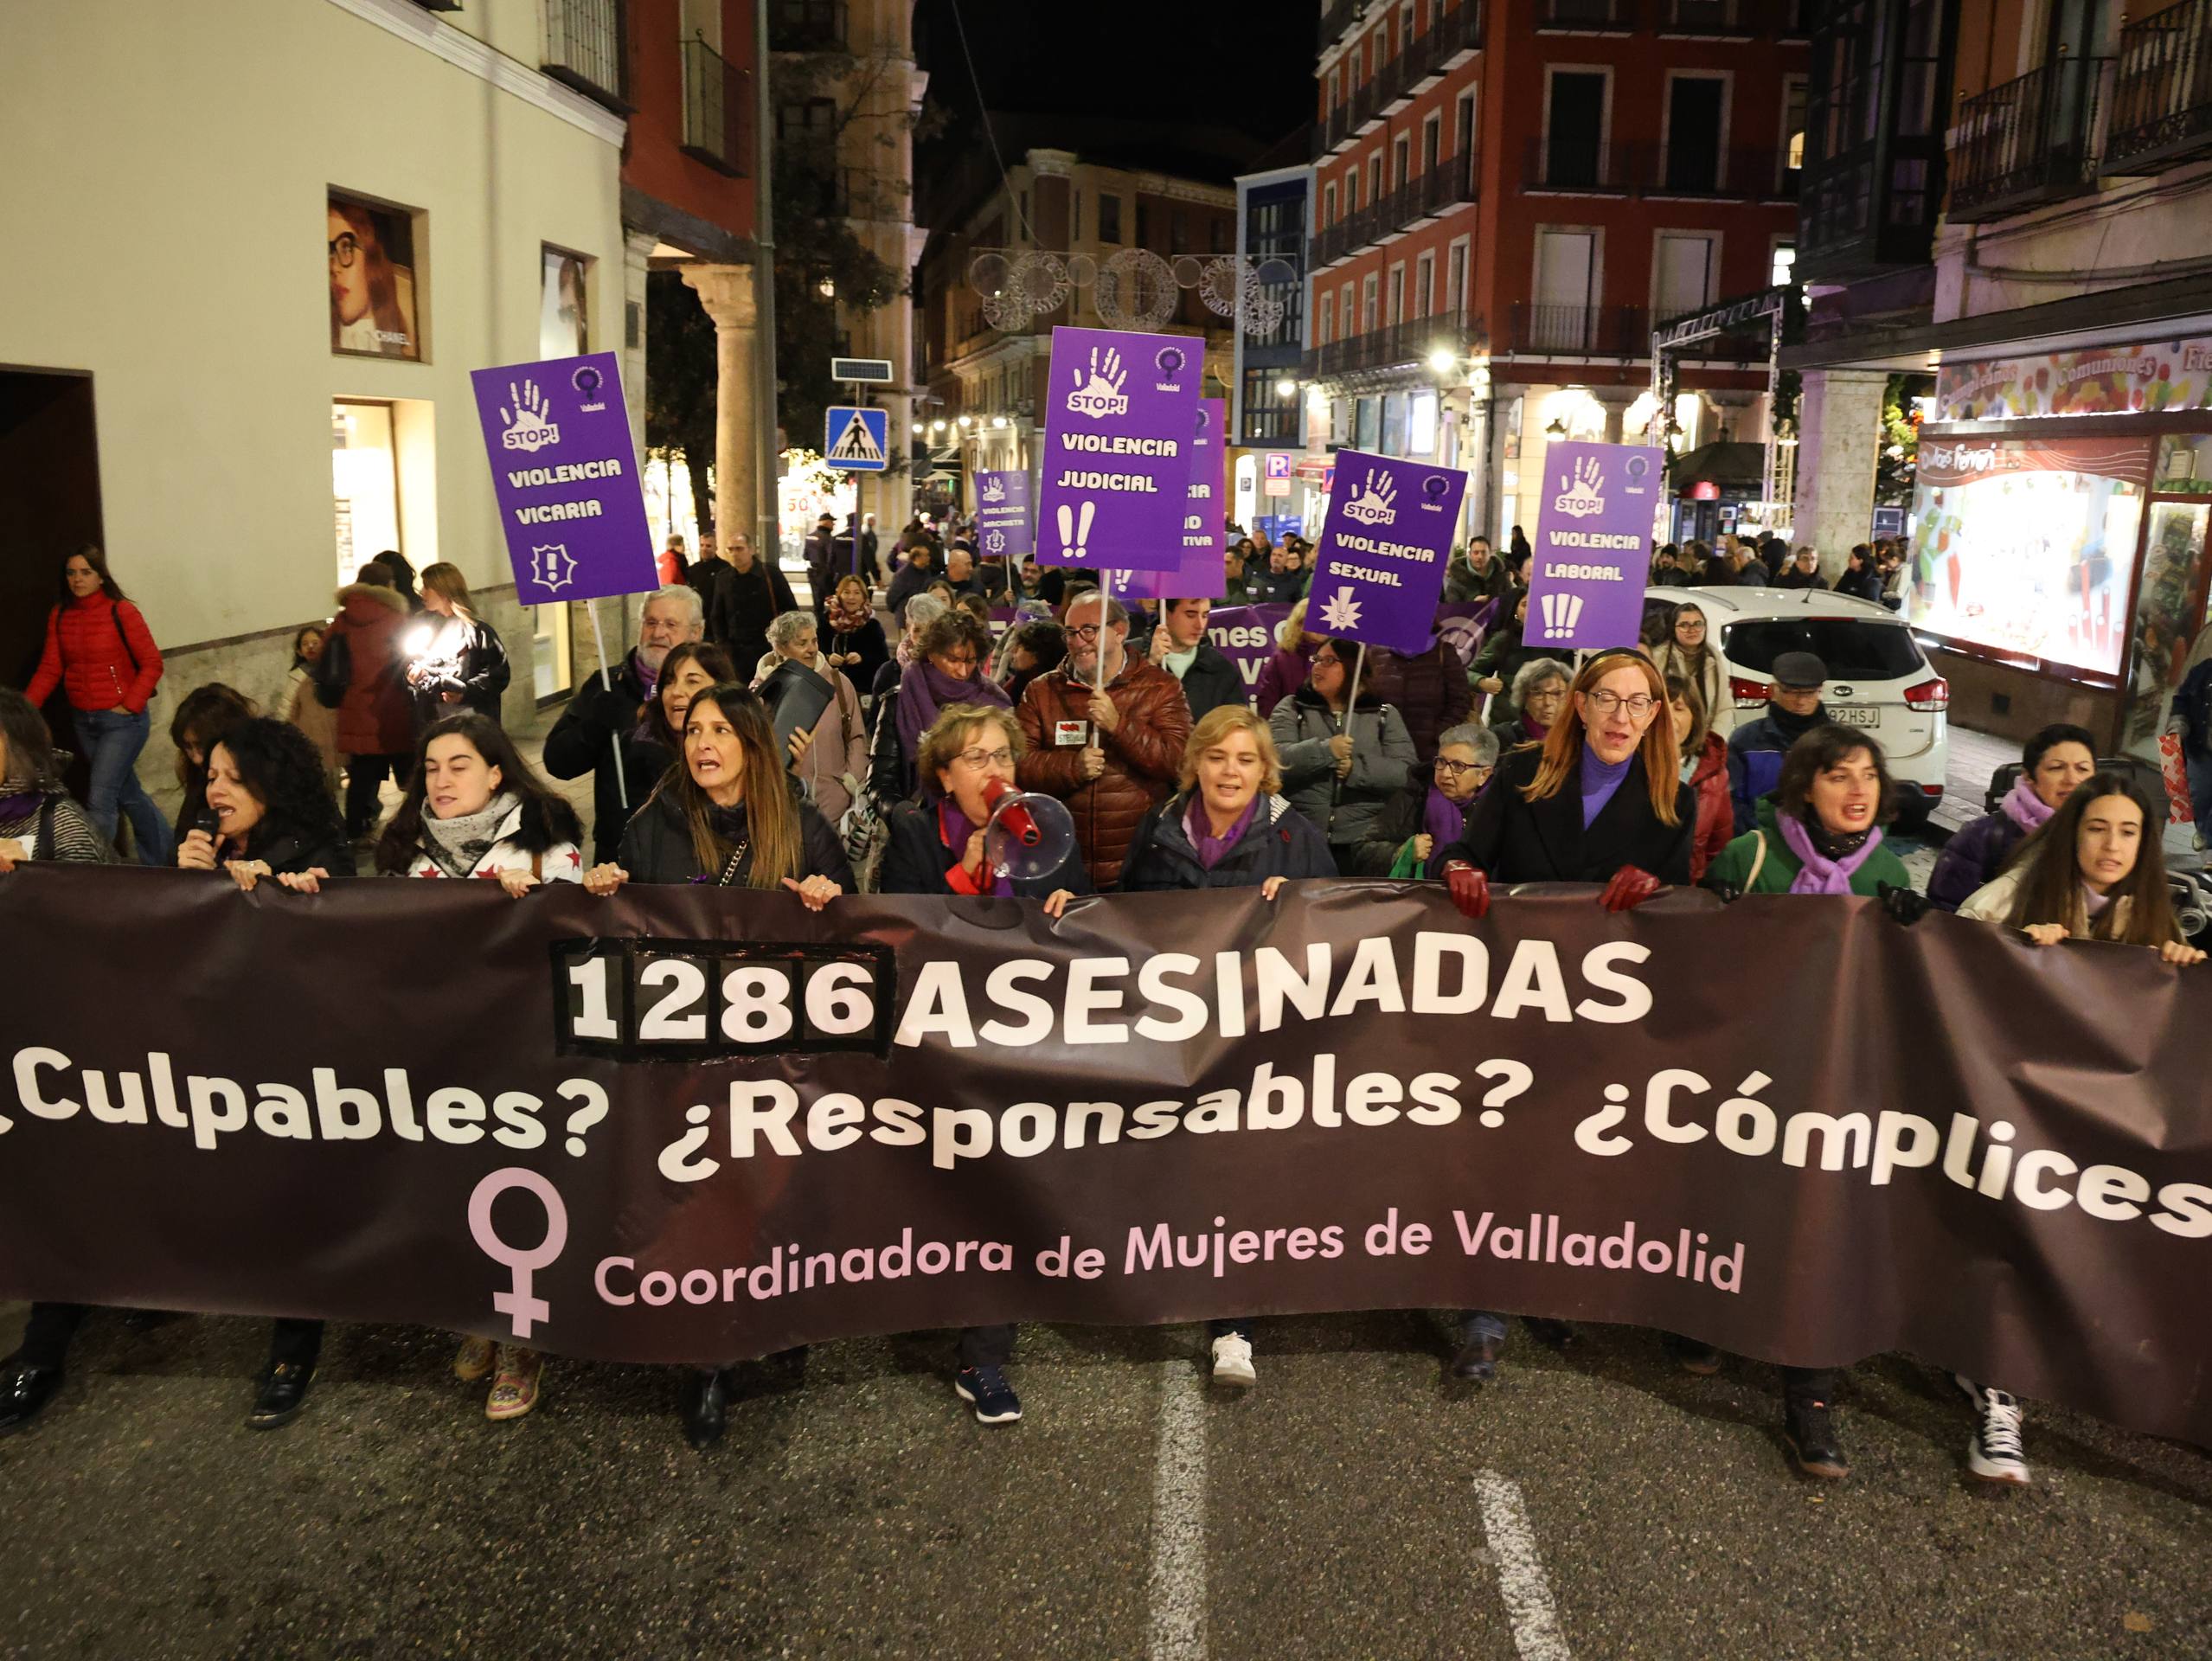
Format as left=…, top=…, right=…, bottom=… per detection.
left=1790, top=0, right=2212, bottom=757
left=1231, top=161, right=1317, bottom=539
left=1, top=0, right=632, bottom=785
left=1304, top=0, right=1808, bottom=547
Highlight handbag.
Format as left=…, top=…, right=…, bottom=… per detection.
left=312, top=630, right=352, bottom=709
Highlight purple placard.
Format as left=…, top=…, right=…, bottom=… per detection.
left=1117, top=397, right=1228, bottom=601
left=974, top=470, right=1031, bottom=560
left=471, top=352, right=657, bottom=605
left=1306, top=450, right=1467, bottom=653
left=1204, top=603, right=1294, bottom=702
left=1524, top=441, right=1664, bottom=650
left=1036, top=326, right=1202, bottom=574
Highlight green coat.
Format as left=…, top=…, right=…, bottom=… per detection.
left=1706, top=798, right=1912, bottom=895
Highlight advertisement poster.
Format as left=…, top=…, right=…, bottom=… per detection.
left=973, top=469, right=1032, bottom=560
left=539, top=247, right=590, bottom=360
left=1524, top=442, right=1664, bottom=651
left=1908, top=437, right=2151, bottom=677
left=470, top=351, right=658, bottom=606
left=328, top=191, right=420, bottom=361
left=1935, top=338, right=2212, bottom=422
left=1117, top=399, right=1228, bottom=601
left=1305, top=449, right=1467, bottom=653
left=1035, top=326, right=1202, bottom=574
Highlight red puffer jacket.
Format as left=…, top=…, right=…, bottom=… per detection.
left=1687, top=730, right=1732, bottom=880
left=1016, top=657, right=1192, bottom=888
left=324, top=582, right=415, bottom=756
left=25, top=593, right=163, bottom=715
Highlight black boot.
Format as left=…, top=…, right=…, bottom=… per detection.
left=248, top=1360, right=316, bottom=1429
left=1664, top=1331, right=1723, bottom=1376
left=1783, top=1393, right=1850, bottom=1480
left=682, top=1366, right=732, bottom=1450
left=1449, top=1315, right=1506, bottom=1381
left=0, top=1356, right=65, bottom=1436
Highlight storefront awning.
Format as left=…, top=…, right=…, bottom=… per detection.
left=1670, top=440, right=1766, bottom=493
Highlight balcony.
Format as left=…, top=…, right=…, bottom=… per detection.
left=770, top=0, right=847, bottom=52
left=1627, top=143, right=1798, bottom=197
left=1949, top=55, right=2112, bottom=220
left=1317, top=102, right=1353, bottom=156
left=541, top=0, right=626, bottom=109
left=1659, top=0, right=1751, bottom=33
left=1350, top=75, right=1382, bottom=132
left=1507, top=303, right=1652, bottom=357
left=1305, top=307, right=1484, bottom=383
left=2106, top=0, right=2212, bottom=173
left=1319, top=0, right=1366, bottom=50
left=681, top=37, right=748, bottom=176
left=1414, top=0, right=1484, bottom=75
left=1523, top=136, right=1630, bottom=192
left=1414, top=150, right=1480, bottom=217
left=1537, top=0, right=1633, bottom=29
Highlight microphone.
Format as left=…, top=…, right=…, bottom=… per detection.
left=979, top=774, right=1040, bottom=847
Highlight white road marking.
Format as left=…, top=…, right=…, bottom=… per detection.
left=1147, top=1355, right=1209, bottom=1661
left=1472, top=1470, right=1572, bottom=1661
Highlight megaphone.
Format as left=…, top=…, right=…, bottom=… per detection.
left=981, top=775, right=1076, bottom=882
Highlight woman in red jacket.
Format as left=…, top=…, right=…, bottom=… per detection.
left=1665, top=673, right=1731, bottom=881
left=24, top=545, right=170, bottom=864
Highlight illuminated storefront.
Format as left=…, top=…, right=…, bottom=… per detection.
left=1909, top=340, right=2212, bottom=759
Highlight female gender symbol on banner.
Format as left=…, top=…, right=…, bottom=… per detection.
left=468, top=1167, right=569, bottom=1340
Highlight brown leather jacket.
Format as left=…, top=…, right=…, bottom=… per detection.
left=1016, top=657, right=1192, bottom=887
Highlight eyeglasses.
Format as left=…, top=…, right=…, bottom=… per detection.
left=328, top=233, right=360, bottom=271
left=1677, top=619, right=1706, bottom=632
left=1583, top=691, right=1659, bottom=716
left=1068, top=623, right=1105, bottom=641
left=956, top=747, right=1015, bottom=770
left=1433, top=759, right=1491, bottom=779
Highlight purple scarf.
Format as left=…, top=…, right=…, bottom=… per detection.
left=1776, top=811, right=1885, bottom=895
left=2000, top=775, right=2056, bottom=835
left=1421, top=785, right=1465, bottom=875
left=937, top=798, right=1014, bottom=896
left=896, top=659, right=1010, bottom=759
left=1185, top=794, right=1258, bottom=870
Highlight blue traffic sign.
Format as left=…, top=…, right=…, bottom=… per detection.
left=825, top=406, right=890, bottom=472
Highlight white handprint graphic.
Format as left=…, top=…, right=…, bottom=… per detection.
left=1055, top=501, right=1098, bottom=560
left=501, top=379, right=561, bottom=453
left=1551, top=454, right=1606, bottom=519
left=1067, top=345, right=1131, bottom=419
left=980, top=476, right=1007, bottom=503
left=1342, top=468, right=1399, bottom=526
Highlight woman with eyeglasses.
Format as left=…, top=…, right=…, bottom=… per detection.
left=876, top=703, right=1087, bottom=1427
left=1269, top=638, right=1416, bottom=874
left=1355, top=722, right=1498, bottom=877
left=1651, top=602, right=1724, bottom=729
left=1439, top=651, right=1694, bottom=1384
left=1491, top=658, right=1570, bottom=752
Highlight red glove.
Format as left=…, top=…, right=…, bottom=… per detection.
left=1597, top=866, right=1664, bottom=914
left=1444, top=860, right=1490, bottom=920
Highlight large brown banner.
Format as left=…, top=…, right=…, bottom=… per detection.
left=3, top=865, right=2209, bottom=1446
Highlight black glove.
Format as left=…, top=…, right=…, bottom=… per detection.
left=1700, top=877, right=1742, bottom=905
left=1877, top=882, right=1929, bottom=927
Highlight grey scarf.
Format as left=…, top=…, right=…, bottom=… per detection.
left=419, top=792, right=520, bottom=878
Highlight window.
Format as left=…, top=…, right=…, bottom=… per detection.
left=1072, top=188, right=1082, bottom=241
left=1361, top=272, right=1379, bottom=331
left=1388, top=263, right=1406, bottom=324
left=1369, top=153, right=1384, bottom=202
left=1531, top=228, right=1597, bottom=349
left=1722, top=619, right=1924, bottom=682
left=1241, top=369, right=1298, bottom=445
left=1457, top=91, right=1477, bottom=157
left=1318, top=304, right=1332, bottom=345
left=1663, top=75, right=1726, bottom=192
left=1770, top=240, right=1797, bottom=288
left=1544, top=72, right=1607, bottom=187
left=1339, top=285, right=1354, bottom=338
left=1137, top=202, right=1152, bottom=247
left=1654, top=231, right=1716, bottom=318
left=1324, top=181, right=1338, bottom=225
left=332, top=401, right=400, bottom=591
left=1783, top=74, right=1808, bottom=171
left=776, top=97, right=837, bottom=143
left=1423, top=112, right=1442, bottom=176
left=1210, top=215, right=1230, bottom=254
left=1346, top=169, right=1361, bottom=212
left=1100, top=194, right=1122, bottom=243
left=1446, top=240, right=1468, bottom=311
left=1394, top=133, right=1412, bottom=189
left=1415, top=252, right=1434, bottom=317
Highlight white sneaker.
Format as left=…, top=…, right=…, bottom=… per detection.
left=1955, top=1375, right=2031, bottom=1485
left=1209, top=1333, right=1256, bottom=1390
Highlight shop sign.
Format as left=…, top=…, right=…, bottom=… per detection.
left=1934, top=337, right=2212, bottom=422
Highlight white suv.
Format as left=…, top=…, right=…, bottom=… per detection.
left=1647, top=585, right=1950, bottom=826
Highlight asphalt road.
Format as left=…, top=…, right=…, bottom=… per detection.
left=3, top=1305, right=2208, bottom=1660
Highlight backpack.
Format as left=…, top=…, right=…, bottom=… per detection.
left=312, top=630, right=352, bottom=709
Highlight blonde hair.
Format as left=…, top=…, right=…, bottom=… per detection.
left=914, top=703, right=1025, bottom=794
left=1178, top=704, right=1283, bottom=796
left=420, top=561, right=476, bottom=619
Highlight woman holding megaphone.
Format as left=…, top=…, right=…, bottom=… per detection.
left=877, top=703, right=1088, bottom=1428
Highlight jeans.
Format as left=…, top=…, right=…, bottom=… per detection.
left=74, top=708, right=172, bottom=865
left=958, top=1324, right=1016, bottom=1369
left=343, top=752, right=410, bottom=837
left=2187, top=749, right=2212, bottom=842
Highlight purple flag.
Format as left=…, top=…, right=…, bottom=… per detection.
left=973, top=470, right=1031, bottom=559
left=1306, top=450, right=1467, bottom=653
left=470, top=352, right=657, bottom=605
left=1036, top=326, right=1202, bottom=574
left=1117, top=398, right=1228, bottom=601
left=1524, top=441, right=1664, bottom=650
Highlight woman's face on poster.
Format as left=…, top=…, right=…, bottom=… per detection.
left=329, top=208, right=369, bottom=326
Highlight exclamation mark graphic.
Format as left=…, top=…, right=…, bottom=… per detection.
left=1563, top=594, right=1583, bottom=635
left=1074, top=501, right=1096, bottom=559
left=1056, top=504, right=1075, bottom=555
left=1540, top=593, right=1559, bottom=637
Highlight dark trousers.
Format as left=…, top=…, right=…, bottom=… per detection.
left=268, top=1318, right=324, bottom=1369
left=958, top=1324, right=1015, bottom=1369
left=1782, top=1365, right=1839, bottom=1401
left=16, top=1302, right=88, bottom=1370
left=343, top=753, right=409, bottom=836
left=1206, top=1318, right=1251, bottom=1342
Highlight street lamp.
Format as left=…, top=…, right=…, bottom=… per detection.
left=930, top=420, right=946, bottom=433
left=991, top=415, right=1008, bottom=428
left=958, top=414, right=972, bottom=428
left=1427, top=348, right=1457, bottom=374
left=1274, top=377, right=1298, bottom=397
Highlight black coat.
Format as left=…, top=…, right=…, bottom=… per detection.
left=541, top=658, right=674, bottom=864
left=1439, top=743, right=1694, bottom=886
left=242, top=821, right=356, bottom=877
left=708, top=560, right=799, bottom=671
left=408, top=612, right=510, bottom=729
left=1118, top=791, right=1338, bottom=891
left=1173, top=642, right=1245, bottom=723
left=1352, top=759, right=1464, bottom=877
left=877, top=798, right=1093, bottom=899
left=826, top=613, right=891, bottom=698
left=615, top=786, right=855, bottom=888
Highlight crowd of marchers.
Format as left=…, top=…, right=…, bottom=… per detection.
left=5, top=523, right=2209, bottom=1492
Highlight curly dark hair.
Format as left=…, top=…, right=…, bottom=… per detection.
left=917, top=609, right=990, bottom=665
left=1776, top=726, right=1895, bottom=826
left=0, top=688, right=65, bottom=790
left=211, top=718, right=344, bottom=852
left=374, top=713, right=582, bottom=873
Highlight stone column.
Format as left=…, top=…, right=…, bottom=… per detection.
left=1793, top=368, right=1888, bottom=576
left=620, top=228, right=657, bottom=468
left=681, top=261, right=762, bottom=546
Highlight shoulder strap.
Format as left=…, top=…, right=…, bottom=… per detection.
left=1746, top=832, right=1767, bottom=890
left=530, top=849, right=543, bottom=880
left=112, top=602, right=141, bottom=675
left=35, top=798, right=56, bottom=863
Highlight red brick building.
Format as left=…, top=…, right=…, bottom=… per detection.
left=1300, top=0, right=1808, bottom=543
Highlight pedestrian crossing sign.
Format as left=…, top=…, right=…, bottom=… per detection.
left=825, top=406, right=890, bottom=472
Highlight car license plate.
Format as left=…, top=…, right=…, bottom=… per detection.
left=1831, top=705, right=1881, bottom=728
